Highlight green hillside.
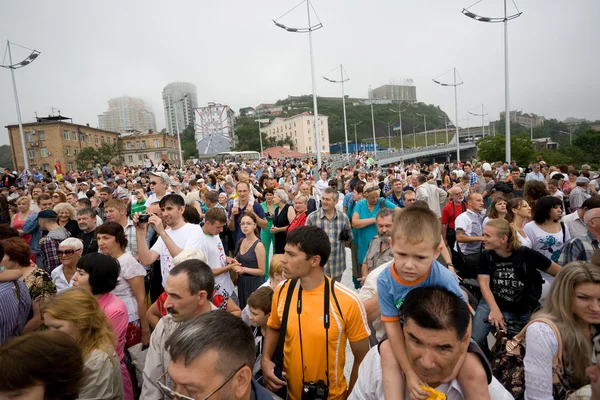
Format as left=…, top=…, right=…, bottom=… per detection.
left=235, top=95, right=451, bottom=151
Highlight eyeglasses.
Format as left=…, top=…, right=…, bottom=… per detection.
left=150, top=181, right=158, bottom=186
left=157, top=364, right=244, bottom=400
left=52, top=195, right=60, bottom=198
left=57, top=249, right=78, bottom=257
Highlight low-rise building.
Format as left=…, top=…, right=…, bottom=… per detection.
left=261, top=112, right=330, bottom=155
left=533, top=137, right=558, bottom=151
left=500, top=111, right=545, bottom=127
left=119, top=130, right=180, bottom=167
left=255, top=103, right=284, bottom=116
left=6, top=115, right=120, bottom=173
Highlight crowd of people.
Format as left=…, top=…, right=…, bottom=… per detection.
left=0, top=154, right=599, bottom=400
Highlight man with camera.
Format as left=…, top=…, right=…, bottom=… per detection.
left=305, top=187, right=352, bottom=282
left=134, top=194, right=204, bottom=288
left=261, top=225, right=370, bottom=400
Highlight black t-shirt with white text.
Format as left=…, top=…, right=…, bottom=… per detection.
left=478, top=247, right=551, bottom=314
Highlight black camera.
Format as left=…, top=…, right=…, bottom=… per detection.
left=138, top=214, right=150, bottom=223
left=301, top=380, right=328, bottom=400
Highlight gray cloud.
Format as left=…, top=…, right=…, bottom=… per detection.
left=1, top=0, right=598, bottom=146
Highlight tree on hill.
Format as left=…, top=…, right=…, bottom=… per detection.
left=476, top=134, right=535, bottom=166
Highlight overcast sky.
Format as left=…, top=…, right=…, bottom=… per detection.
left=1, top=0, right=598, bottom=146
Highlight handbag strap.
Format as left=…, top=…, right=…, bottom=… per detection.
left=512, top=317, right=564, bottom=369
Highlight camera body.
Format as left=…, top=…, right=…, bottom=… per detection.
left=138, top=214, right=150, bottom=223
left=301, top=380, right=328, bottom=400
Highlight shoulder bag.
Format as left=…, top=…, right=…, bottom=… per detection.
left=491, top=317, right=573, bottom=399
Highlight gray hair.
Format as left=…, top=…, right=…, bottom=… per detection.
left=58, top=238, right=84, bottom=251
left=53, top=203, right=76, bottom=220
left=169, top=260, right=214, bottom=298
left=274, top=189, right=289, bottom=203
left=76, top=208, right=96, bottom=219
left=166, top=310, right=255, bottom=376
left=376, top=207, right=395, bottom=220
left=294, top=194, right=309, bottom=205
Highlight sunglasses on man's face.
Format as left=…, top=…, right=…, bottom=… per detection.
left=57, top=249, right=78, bottom=257
left=150, top=181, right=157, bottom=186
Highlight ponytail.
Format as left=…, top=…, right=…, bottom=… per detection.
left=488, top=219, right=521, bottom=253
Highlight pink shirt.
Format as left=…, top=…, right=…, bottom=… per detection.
left=98, top=292, right=134, bottom=400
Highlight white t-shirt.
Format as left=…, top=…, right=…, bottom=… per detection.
left=114, top=252, right=147, bottom=322
left=145, top=194, right=162, bottom=207
left=200, top=233, right=234, bottom=303
left=151, top=223, right=204, bottom=287
left=523, top=221, right=570, bottom=284
left=51, top=264, right=75, bottom=292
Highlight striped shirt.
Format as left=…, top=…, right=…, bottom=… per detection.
left=305, top=208, right=352, bottom=279
left=558, top=231, right=599, bottom=265
left=0, top=280, right=32, bottom=345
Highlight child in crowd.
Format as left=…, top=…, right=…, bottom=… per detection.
left=247, top=286, right=274, bottom=376
left=377, top=207, right=490, bottom=400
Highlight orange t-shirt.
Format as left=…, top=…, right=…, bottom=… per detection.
left=267, top=279, right=370, bottom=400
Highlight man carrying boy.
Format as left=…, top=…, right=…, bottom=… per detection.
left=377, top=207, right=490, bottom=400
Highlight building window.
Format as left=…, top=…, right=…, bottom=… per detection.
left=138, top=154, right=143, bottom=161
left=28, top=149, right=35, bottom=158
left=72, top=131, right=77, bottom=141
left=126, top=142, right=132, bottom=149
left=64, top=130, right=69, bottom=140
left=36, top=131, right=45, bottom=140
left=40, top=148, right=48, bottom=157
left=153, top=139, right=159, bottom=148
left=113, top=138, right=117, bottom=144
left=26, top=132, right=33, bottom=142
left=42, top=163, right=49, bottom=171
left=155, top=152, right=161, bottom=159
left=80, top=133, right=85, bottom=142
left=88, top=135, right=92, bottom=143
left=74, top=149, right=78, bottom=155
left=68, top=162, right=74, bottom=171
left=128, top=155, right=133, bottom=162
left=142, top=141, right=146, bottom=149
left=95, top=136, right=99, bottom=145
left=101, top=137, right=105, bottom=144
left=65, top=147, right=71, bottom=156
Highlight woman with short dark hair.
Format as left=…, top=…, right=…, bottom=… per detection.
left=73, top=253, right=133, bottom=400
left=0, top=330, right=84, bottom=400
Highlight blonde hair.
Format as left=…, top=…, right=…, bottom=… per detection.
left=173, top=248, right=207, bottom=265
left=533, top=262, right=600, bottom=387
left=391, top=207, right=441, bottom=249
left=53, top=202, right=76, bottom=220
left=269, top=254, right=284, bottom=280
left=42, top=288, right=116, bottom=359
left=486, top=219, right=520, bottom=253
left=16, top=196, right=30, bottom=206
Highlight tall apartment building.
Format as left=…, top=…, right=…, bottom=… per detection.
left=500, top=111, right=545, bottom=127
left=162, top=82, right=198, bottom=135
left=261, top=112, right=330, bottom=155
left=119, top=130, right=180, bottom=167
left=368, top=83, right=417, bottom=102
left=7, top=115, right=120, bottom=172
left=97, top=96, right=156, bottom=133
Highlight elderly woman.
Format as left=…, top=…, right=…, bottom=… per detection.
left=288, top=194, right=309, bottom=232
left=54, top=202, right=81, bottom=237
left=351, top=182, right=397, bottom=268
left=0, top=237, right=56, bottom=333
left=51, top=237, right=84, bottom=292
left=271, top=189, right=295, bottom=254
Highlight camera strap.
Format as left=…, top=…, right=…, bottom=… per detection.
left=297, top=276, right=331, bottom=390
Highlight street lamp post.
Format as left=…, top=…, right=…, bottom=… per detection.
left=416, top=113, right=428, bottom=147
left=390, top=107, right=406, bottom=153
left=439, top=116, right=449, bottom=144
left=462, top=0, right=522, bottom=162
left=469, top=104, right=488, bottom=137
left=370, top=102, right=377, bottom=157
left=273, top=0, right=324, bottom=168
left=433, top=67, right=463, bottom=161
left=323, top=64, right=350, bottom=161
left=353, top=121, right=362, bottom=154
left=0, top=41, right=41, bottom=170
left=463, top=114, right=471, bottom=141
left=412, top=124, right=419, bottom=148
left=255, top=118, right=270, bottom=155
